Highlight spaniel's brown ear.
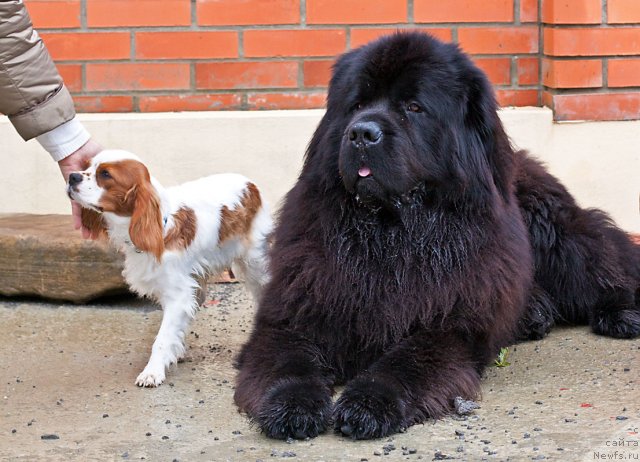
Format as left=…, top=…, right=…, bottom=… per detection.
left=81, top=208, right=108, bottom=240
left=128, top=180, right=164, bottom=261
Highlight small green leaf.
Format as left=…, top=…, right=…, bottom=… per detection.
left=494, top=347, right=511, bottom=367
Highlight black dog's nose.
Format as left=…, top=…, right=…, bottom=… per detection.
left=348, top=121, right=383, bottom=147
left=68, top=173, right=83, bottom=186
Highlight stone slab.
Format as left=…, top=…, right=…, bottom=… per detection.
left=0, top=213, right=129, bottom=303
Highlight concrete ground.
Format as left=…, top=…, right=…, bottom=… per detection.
left=0, top=283, right=638, bottom=462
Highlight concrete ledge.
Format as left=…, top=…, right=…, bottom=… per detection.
left=1, top=108, right=638, bottom=232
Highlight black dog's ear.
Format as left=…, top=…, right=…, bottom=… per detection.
left=460, top=67, right=516, bottom=202
left=300, top=50, right=358, bottom=187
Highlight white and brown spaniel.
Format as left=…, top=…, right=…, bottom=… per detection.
left=67, top=149, right=272, bottom=387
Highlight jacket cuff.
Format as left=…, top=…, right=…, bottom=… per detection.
left=36, top=117, right=91, bottom=162
left=9, top=84, right=76, bottom=141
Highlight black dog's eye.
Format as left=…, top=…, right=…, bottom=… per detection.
left=99, top=170, right=111, bottom=179
left=407, top=102, right=422, bottom=113
left=352, top=102, right=363, bottom=112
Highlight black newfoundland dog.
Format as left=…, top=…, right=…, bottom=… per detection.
left=234, top=32, right=640, bottom=440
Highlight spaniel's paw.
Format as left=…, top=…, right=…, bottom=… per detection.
left=135, top=366, right=166, bottom=387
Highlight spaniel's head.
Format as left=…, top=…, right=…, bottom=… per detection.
left=67, top=150, right=164, bottom=259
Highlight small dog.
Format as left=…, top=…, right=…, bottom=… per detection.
left=67, top=149, right=272, bottom=387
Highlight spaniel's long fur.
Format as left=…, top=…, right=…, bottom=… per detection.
left=68, top=150, right=272, bottom=387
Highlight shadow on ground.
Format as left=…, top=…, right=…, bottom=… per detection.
left=0, top=283, right=638, bottom=461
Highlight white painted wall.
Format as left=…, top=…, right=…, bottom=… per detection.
left=0, top=108, right=638, bottom=232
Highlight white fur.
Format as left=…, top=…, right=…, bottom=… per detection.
left=67, top=150, right=272, bottom=387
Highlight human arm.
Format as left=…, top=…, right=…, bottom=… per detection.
left=0, top=1, right=101, bottom=236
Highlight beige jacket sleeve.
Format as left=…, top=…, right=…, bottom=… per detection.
left=0, top=0, right=76, bottom=140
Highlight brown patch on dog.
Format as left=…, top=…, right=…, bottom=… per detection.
left=165, top=207, right=197, bottom=250
left=95, top=160, right=153, bottom=217
left=219, top=183, right=262, bottom=244
left=80, top=208, right=108, bottom=239
left=96, top=159, right=164, bottom=260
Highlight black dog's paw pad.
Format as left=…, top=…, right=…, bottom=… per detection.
left=333, top=379, right=406, bottom=440
left=256, top=380, right=331, bottom=440
left=592, top=309, right=640, bottom=339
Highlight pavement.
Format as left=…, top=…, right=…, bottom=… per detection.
left=0, top=283, right=638, bottom=462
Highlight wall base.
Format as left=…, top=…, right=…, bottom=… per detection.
left=1, top=107, right=637, bottom=232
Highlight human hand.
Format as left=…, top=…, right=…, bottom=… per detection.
left=58, top=139, right=102, bottom=238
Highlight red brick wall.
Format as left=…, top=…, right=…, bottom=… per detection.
left=23, top=0, right=640, bottom=120
left=543, top=0, right=640, bottom=120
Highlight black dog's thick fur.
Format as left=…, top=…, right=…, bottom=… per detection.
left=234, top=32, right=640, bottom=440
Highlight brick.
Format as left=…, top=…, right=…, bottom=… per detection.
left=608, top=0, right=640, bottom=24
left=87, top=0, right=190, bottom=27
left=303, top=60, right=335, bottom=88
left=136, top=32, right=238, bottom=59
left=58, top=65, right=82, bottom=93
left=86, top=63, right=190, bottom=91
left=74, top=96, right=134, bottom=113
left=542, top=59, right=602, bottom=88
left=517, top=57, right=539, bottom=85
left=542, top=90, right=554, bottom=108
left=495, top=89, right=539, bottom=107
left=40, top=33, right=130, bottom=61
left=196, top=62, right=298, bottom=90
left=542, top=0, right=601, bottom=24
left=415, top=0, right=513, bottom=23
left=458, top=27, right=539, bottom=54
left=473, top=58, right=511, bottom=85
left=25, top=1, right=80, bottom=28
left=544, top=28, right=640, bottom=56
left=197, top=0, right=300, bottom=25
left=139, top=94, right=243, bottom=112
left=609, top=59, right=640, bottom=87
left=244, top=29, right=346, bottom=57
left=520, top=0, right=538, bottom=23
left=550, top=92, right=640, bottom=121
left=307, top=0, right=406, bottom=24
left=350, top=28, right=453, bottom=48
left=247, top=92, right=327, bottom=110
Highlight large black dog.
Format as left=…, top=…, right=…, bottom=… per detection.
left=234, top=32, right=640, bottom=440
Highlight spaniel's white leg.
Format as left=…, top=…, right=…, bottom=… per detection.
left=135, top=288, right=195, bottom=387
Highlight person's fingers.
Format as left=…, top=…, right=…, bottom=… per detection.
left=61, top=140, right=104, bottom=240
left=71, top=202, right=82, bottom=230
left=71, top=200, right=95, bottom=240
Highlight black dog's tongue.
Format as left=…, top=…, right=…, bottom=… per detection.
left=358, top=166, right=372, bottom=178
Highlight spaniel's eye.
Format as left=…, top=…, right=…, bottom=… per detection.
left=352, top=102, right=363, bottom=111
left=99, top=170, right=111, bottom=179
left=407, top=102, right=422, bottom=113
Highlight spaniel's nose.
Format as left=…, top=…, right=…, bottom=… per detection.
left=348, top=121, right=383, bottom=147
left=68, top=173, right=83, bottom=186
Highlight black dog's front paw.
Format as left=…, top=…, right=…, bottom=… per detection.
left=333, top=377, right=406, bottom=440
left=257, top=378, right=332, bottom=440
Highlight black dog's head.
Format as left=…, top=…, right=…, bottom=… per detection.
left=305, top=32, right=515, bottom=211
